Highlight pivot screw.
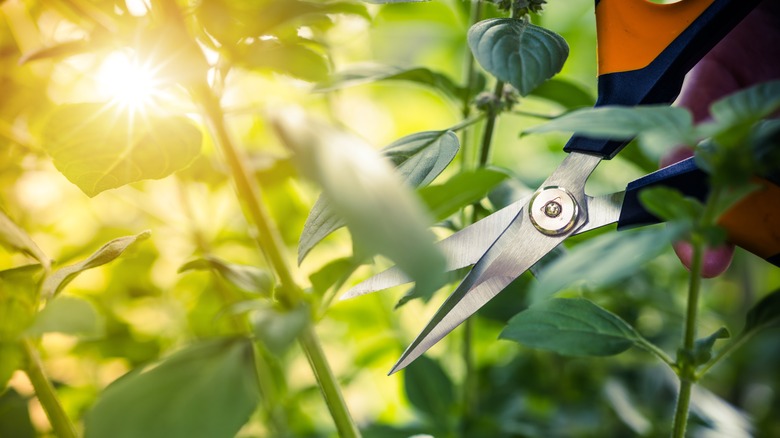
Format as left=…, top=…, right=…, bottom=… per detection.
left=529, top=187, right=578, bottom=236
left=543, top=200, right=562, bottom=218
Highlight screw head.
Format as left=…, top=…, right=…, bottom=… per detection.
left=529, top=187, right=578, bottom=235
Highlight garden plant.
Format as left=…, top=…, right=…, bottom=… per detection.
left=0, top=0, right=779, bottom=437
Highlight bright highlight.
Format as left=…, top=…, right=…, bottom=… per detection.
left=97, top=51, right=160, bottom=111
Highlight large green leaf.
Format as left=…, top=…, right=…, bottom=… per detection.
left=42, top=103, right=201, bottom=197
left=274, top=109, right=446, bottom=298
left=702, top=80, right=780, bottom=144
left=528, top=105, right=695, bottom=159
left=0, top=210, right=49, bottom=271
left=42, top=231, right=150, bottom=298
left=297, top=130, right=458, bottom=263
left=179, top=257, right=274, bottom=296
left=251, top=304, right=309, bottom=356
left=500, top=298, right=641, bottom=356
left=0, top=389, right=35, bottom=438
left=468, top=18, right=568, bottom=96
left=26, top=295, right=104, bottom=337
left=403, top=356, right=455, bottom=427
left=234, top=39, right=330, bottom=82
left=419, top=168, right=509, bottom=221
left=314, top=65, right=465, bottom=101
left=530, top=226, right=681, bottom=302
left=0, top=342, right=23, bottom=393
left=85, top=338, right=259, bottom=438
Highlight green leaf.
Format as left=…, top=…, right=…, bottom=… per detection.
left=0, top=265, right=43, bottom=341
left=361, top=0, right=427, bottom=3
left=702, top=80, right=780, bottom=145
left=314, top=65, right=465, bottom=101
left=42, top=103, right=202, bottom=197
left=251, top=304, right=310, bottom=356
left=530, top=226, right=682, bottom=302
left=297, top=130, right=458, bottom=264
left=528, top=78, right=595, bottom=110
left=0, top=210, right=49, bottom=271
left=468, top=18, right=569, bottom=96
left=500, top=298, right=641, bottom=356
left=692, top=327, right=730, bottom=366
left=234, top=39, right=330, bottom=82
left=0, top=389, right=35, bottom=438
left=42, top=231, right=150, bottom=298
left=528, top=105, right=695, bottom=159
left=275, top=110, right=446, bottom=296
left=85, top=338, right=259, bottom=438
left=0, top=342, right=23, bottom=393
left=179, top=257, right=274, bottom=296
left=638, top=186, right=702, bottom=226
left=419, top=168, right=509, bottom=221
left=26, top=296, right=104, bottom=337
left=403, top=356, right=454, bottom=423
left=309, top=257, right=359, bottom=296
left=744, top=288, right=780, bottom=334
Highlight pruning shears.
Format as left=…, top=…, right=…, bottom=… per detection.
left=342, top=0, right=780, bottom=374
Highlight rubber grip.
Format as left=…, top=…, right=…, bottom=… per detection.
left=617, top=158, right=780, bottom=267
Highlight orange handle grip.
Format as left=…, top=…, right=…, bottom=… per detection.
left=719, top=179, right=780, bottom=263
left=596, top=0, right=715, bottom=75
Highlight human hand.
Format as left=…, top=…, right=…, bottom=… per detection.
left=661, top=0, right=780, bottom=277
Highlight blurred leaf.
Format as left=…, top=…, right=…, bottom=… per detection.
left=0, top=389, right=35, bottom=438
left=0, top=265, right=43, bottom=341
left=360, top=423, right=430, bottom=438
left=468, top=18, right=568, bottom=96
left=26, top=296, right=104, bottom=338
left=85, top=338, right=259, bottom=438
left=528, top=78, right=594, bottom=110
left=528, top=105, right=695, bottom=158
left=500, top=298, right=641, bottom=356
left=701, top=80, right=780, bottom=146
left=198, top=0, right=368, bottom=43
left=744, top=288, right=780, bottom=334
left=404, top=355, right=455, bottom=424
left=298, top=130, right=458, bottom=262
left=638, top=186, right=702, bottom=226
left=530, top=226, right=682, bottom=301
left=309, top=257, right=358, bottom=296
left=251, top=304, right=309, bottom=355
left=234, top=39, right=329, bottom=82
left=362, top=0, right=427, bottom=3
left=275, top=110, right=446, bottom=297
left=419, top=168, right=509, bottom=221
left=315, top=65, right=465, bottom=100
left=0, top=210, right=49, bottom=271
left=19, top=38, right=102, bottom=64
left=42, top=231, right=150, bottom=298
left=179, top=257, right=274, bottom=296
left=0, top=342, right=23, bottom=393
left=42, top=104, right=202, bottom=197
left=692, top=327, right=730, bottom=366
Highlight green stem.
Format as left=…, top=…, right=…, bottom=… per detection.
left=22, top=338, right=78, bottom=438
left=299, top=325, right=361, bottom=438
left=636, top=337, right=676, bottom=369
left=191, top=84, right=302, bottom=308
left=671, top=240, right=701, bottom=438
left=696, top=333, right=751, bottom=379
left=478, top=80, right=505, bottom=167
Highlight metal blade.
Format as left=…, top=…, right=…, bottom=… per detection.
left=341, top=191, right=625, bottom=300
left=340, top=195, right=531, bottom=300
left=389, top=152, right=602, bottom=374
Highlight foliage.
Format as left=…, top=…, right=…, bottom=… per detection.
left=0, top=0, right=778, bottom=437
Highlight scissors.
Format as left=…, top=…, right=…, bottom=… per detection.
left=342, top=0, right=780, bottom=374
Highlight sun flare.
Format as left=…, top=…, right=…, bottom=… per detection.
left=97, top=51, right=161, bottom=111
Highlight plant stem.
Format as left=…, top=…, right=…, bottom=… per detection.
left=636, top=337, right=676, bottom=369
left=696, top=333, right=751, bottom=378
left=459, top=0, right=482, bottom=172
left=671, top=239, right=702, bottom=438
left=22, top=338, right=78, bottom=438
left=191, top=84, right=302, bottom=308
left=479, top=80, right=505, bottom=167
left=299, top=324, right=361, bottom=438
